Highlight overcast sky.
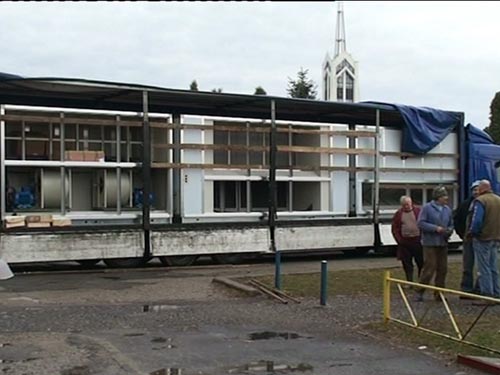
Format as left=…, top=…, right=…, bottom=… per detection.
left=1, top=1, right=499, bottom=128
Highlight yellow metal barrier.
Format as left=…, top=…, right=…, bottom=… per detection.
left=383, top=270, right=500, bottom=355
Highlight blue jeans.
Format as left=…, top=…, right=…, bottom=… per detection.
left=460, top=240, right=479, bottom=293
left=472, top=238, right=500, bottom=298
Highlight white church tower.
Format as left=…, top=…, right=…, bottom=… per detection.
left=322, top=2, right=359, bottom=102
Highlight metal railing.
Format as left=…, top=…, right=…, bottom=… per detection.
left=383, top=271, right=500, bottom=355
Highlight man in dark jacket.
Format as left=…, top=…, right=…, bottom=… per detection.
left=454, top=180, right=480, bottom=295
left=468, top=180, right=500, bottom=298
left=391, top=196, right=423, bottom=282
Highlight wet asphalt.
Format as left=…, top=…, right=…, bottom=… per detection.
left=0, top=254, right=482, bottom=375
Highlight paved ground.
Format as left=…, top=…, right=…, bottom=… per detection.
left=0, top=254, right=483, bottom=375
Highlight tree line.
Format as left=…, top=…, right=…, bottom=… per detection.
left=188, top=67, right=317, bottom=99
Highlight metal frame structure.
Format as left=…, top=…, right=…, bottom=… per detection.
left=0, top=76, right=465, bottom=264
left=383, top=271, right=500, bottom=355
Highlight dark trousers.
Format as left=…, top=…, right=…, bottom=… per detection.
left=460, top=240, right=479, bottom=293
left=398, top=238, right=424, bottom=282
left=417, top=246, right=448, bottom=294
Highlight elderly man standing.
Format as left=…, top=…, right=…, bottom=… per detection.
left=468, top=180, right=500, bottom=298
left=391, top=196, right=423, bottom=282
left=415, top=186, right=454, bottom=301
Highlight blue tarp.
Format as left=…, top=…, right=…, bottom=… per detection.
left=466, top=124, right=500, bottom=194
left=363, top=102, right=461, bottom=155
left=394, top=105, right=461, bottom=154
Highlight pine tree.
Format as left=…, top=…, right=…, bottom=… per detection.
left=189, top=80, right=199, bottom=91
left=254, top=86, right=267, bottom=95
left=485, top=92, right=500, bottom=143
left=287, top=67, right=317, bottom=99
left=211, top=88, right=223, bottom=93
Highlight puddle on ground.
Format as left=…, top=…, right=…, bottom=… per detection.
left=329, top=362, right=353, bottom=367
left=248, top=331, right=305, bottom=340
left=142, top=304, right=181, bottom=312
left=228, top=361, right=313, bottom=373
left=150, top=368, right=182, bottom=375
left=151, top=337, right=167, bottom=343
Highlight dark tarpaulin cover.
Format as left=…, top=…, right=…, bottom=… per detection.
left=466, top=124, right=500, bottom=194
left=363, top=102, right=461, bottom=155
left=0, top=72, right=23, bottom=80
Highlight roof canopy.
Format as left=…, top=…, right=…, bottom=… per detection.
left=0, top=75, right=462, bottom=128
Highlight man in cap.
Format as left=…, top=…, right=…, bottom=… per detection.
left=454, top=180, right=481, bottom=296
left=414, top=186, right=454, bottom=301
left=468, top=179, right=500, bottom=298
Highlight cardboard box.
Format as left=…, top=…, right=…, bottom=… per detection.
left=52, top=217, right=72, bottom=227
left=95, top=151, right=105, bottom=162
left=26, top=222, right=51, bottom=228
left=83, top=151, right=105, bottom=162
left=25, top=214, right=52, bottom=224
left=25, top=215, right=40, bottom=223
left=65, top=151, right=85, bottom=161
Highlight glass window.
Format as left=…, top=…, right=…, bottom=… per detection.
left=362, top=183, right=373, bottom=207
left=410, top=189, right=423, bottom=206
left=213, top=181, right=247, bottom=212
left=379, top=188, right=406, bottom=208
left=214, top=130, right=228, bottom=164
left=345, top=74, right=354, bottom=101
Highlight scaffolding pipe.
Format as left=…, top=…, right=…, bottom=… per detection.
left=142, top=91, right=151, bottom=258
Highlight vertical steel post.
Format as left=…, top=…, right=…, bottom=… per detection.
left=21, top=120, right=26, bottom=160
left=269, top=100, right=279, bottom=287
left=172, top=113, right=182, bottom=223
left=60, top=113, right=66, bottom=215
left=116, top=115, right=121, bottom=215
left=142, top=91, right=151, bottom=258
left=320, top=260, right=328, bottom=306
left=274, top=250, right=281, bottom=290
left=348, top=123, right=356, bottom=217
left=373, top=110, right=380, bottom=224
left=457, top=113, right=466, bottom=202
left=0, top=105, right=5, bottom=222
left=373, top=110, right=381, bottom=249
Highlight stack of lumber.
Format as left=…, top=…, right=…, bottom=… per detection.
left=52, top=216, right=72, bottom=227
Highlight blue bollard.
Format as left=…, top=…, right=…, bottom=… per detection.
left=275, top=250, right=281, bottom=290
left=320, top=260, right=328, bottom=306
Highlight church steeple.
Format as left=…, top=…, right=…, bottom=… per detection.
left=334, top=1, right=346, bottom=58
left=322, top=1, right=359, bottom=102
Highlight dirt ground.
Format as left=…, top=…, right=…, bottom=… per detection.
left=0, top=254, right=485, bottom=375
